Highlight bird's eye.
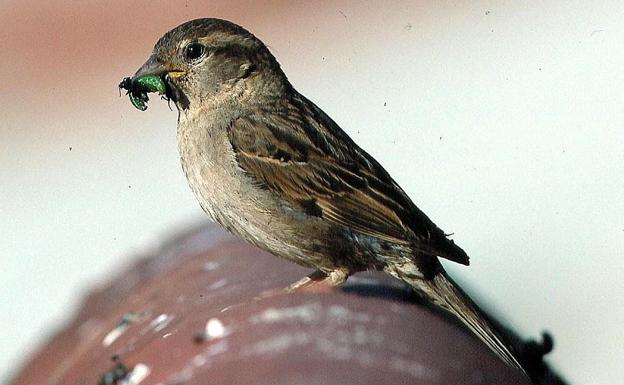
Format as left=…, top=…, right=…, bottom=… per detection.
left=184, top=43, right=206, bottom=61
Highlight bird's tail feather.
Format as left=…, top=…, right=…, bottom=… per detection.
left=403, top=270, right=526, bottom=373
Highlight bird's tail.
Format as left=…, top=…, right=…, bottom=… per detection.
left=401, top=269, right=526, bottom=373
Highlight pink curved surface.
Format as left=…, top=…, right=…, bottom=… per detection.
left=12, top=224, right=531, bottom=385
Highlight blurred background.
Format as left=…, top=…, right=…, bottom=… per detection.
left=1, top=1, right=622, bottom=384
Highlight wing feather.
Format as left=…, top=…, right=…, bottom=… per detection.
left=227, top=93, right=469, bottom=264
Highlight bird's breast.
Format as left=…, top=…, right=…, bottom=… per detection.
left=177, top=113, right=258, bottom=228
left=175, top=111, right=314, bottom=262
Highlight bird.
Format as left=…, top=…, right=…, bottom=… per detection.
left=125, top=18, right=526, bottom=372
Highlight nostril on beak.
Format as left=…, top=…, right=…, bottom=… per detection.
left=134, top=55, right=168, bottom=79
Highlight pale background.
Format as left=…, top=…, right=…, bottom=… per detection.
left=1, top=1, right=623, bottom=384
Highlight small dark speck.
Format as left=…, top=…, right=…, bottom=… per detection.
left=539, top=67, right=542, bottom=71
left=491, top=29, right=494, bottom=33
left=96, top=356, right=129, bottom=385
left=338, top=10, right=347, bottom=20
left=485, top=10, right=491, bottom=15
left=439, top=136, right=443, bottom=140
left=68, top=146, right=72, bottom=151
left=404, top=23, right=413, bottom=31
left=383, top=102, right=387, bottom=107
left=322, top=56, right=325, bottom=61
left=193, top=332, right=207, bottom=343
left=128, top=185, right=132, bottom=189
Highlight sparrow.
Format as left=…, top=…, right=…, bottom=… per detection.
left=123, top=18, right=526, bottom=372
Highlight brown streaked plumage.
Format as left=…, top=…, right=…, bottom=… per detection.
left=126, top=18, right=526, bottom=373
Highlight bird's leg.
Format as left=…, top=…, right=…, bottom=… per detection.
left=321, top=267, right=350, bottom=286
left=284, top=270, right=327, bottom=292
left=284, top=268, right=349, bottom=293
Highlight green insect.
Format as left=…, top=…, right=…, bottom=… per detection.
left=118, top=75, right=167, bottom=111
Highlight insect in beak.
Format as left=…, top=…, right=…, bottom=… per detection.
left=120, top=55, right=189, bottom=110
left=118, top=75, right=167, bottom=111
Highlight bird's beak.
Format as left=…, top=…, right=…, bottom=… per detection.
left=133, top=55, right=186, bottom=80
left=131, top=55, right=189, bottom=109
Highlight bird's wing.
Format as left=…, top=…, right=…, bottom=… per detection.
left=227, top=93, right=469, bottom=265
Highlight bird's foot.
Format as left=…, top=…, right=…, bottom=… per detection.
left=284, top=270, right=328, bottom=292
left=323, top=267, right=349, bottom=286
left=252, top=270, right=331, bottom=302
left=284, top=268, right=350, bottom=293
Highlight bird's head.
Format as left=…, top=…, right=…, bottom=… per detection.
left=129, top=18, right=287, bottom=111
